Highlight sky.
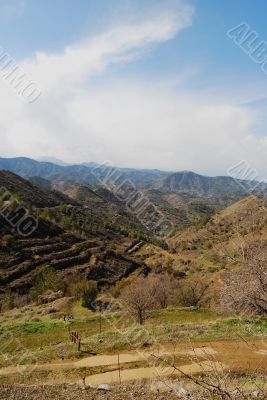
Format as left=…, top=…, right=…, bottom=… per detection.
left=1, top=0, right=267, bottom=178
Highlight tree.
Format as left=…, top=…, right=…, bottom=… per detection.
left=149, top=273, right=173, bottom=309
left=176, top=274, right=212, bottom=307
left=120, top=276, right=157, bottom=325
left=221, top=250, right=267, bottom=316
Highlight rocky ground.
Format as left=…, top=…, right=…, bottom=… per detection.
left=0, top=382, right=179, bottom=400
left=0, top=381, right=265, bottom=400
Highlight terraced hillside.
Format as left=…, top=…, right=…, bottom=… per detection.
left=0, top=234, right=146, bottom=295
left=0, top=171, right=150, bottom=299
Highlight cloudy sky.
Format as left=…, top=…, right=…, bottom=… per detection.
left=1, top=0, right=267, bottom=178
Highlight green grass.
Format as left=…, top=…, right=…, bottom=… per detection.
left=204, top=318, right=267, bottom=340
left=150, top=307, right=218, bottom=324
left=0, top=306, right=266, bottom=368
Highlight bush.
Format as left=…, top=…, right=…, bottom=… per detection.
left=32, top=265, right=59, bottom=298
left=68, top=280, right=98, bottom=310
left=81, top=281, right=98, bottom=310
left=3, top=234, right=16, bottom=247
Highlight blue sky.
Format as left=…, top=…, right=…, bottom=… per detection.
left=1, top=0, right=267, bottom=177
left=1, top=0, right=266, bottom=87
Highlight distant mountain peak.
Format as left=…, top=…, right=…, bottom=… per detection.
left=37, top=156, right=70, bottom=166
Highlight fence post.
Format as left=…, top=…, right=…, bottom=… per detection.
left=118, top=352, right=121, bottom=384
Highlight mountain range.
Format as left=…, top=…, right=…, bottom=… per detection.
left=0, top=156, right=265, bottom=199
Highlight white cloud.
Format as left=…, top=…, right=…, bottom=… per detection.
left=1, top=0, right=267, bottom=179
left=22, top=2, right=193, bottom=91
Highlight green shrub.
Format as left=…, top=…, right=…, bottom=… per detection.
left=81, top=281, right=98, bottom=310
left=31, top=265, right=59, bottom=298
left=68, top=280, right=98, bottom=310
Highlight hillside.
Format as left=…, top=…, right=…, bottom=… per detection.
left=139, top=188, right=215, bottom=230
left=0, top=170, right=77, bottom=208
left=118, top=195, right=267, bottom=313
left=168, top=195, right=267, bottom=260
left=1, top=167, right=267, bottom=309
left=3, top=156, right=266, bottom=234
left=152, top=170, right=266, bottom=201
left=29, top=176, right=52, bottom=190
left=0, top=171, right=151, bottom=299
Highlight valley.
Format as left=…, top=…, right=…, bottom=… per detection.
left=0, top=157, right=266, bottom=399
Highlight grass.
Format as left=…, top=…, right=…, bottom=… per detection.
left=0, top=298, right=266, bottom=398
left=0, top=302, right=266, bottom=369
left=204, top=318, right=267, bottom=340
left=150, top=307, right=218, bottom=324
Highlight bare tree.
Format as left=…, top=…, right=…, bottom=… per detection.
left=221, top=250, right=267, bottom=316
left=176, top=274, right=212, bottom=307
left=149, top=273, right=173, bottom=309
left=120, top=275, right=157, bottom=325
left=218, top=234, right=255, bottom=265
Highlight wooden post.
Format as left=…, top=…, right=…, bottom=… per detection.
left=71, top=331, right=81, bottom=350
left=71, top=331, right=79, bottom=344
left=99, top=308, right=102, bottom=335
left=118, top=352, right=121, bottom=384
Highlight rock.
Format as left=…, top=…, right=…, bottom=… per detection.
left=251, top=390, right=261, bottom=398
left=41, top=306, right=59, bottom=315
left=174, top=387, right=188, bottom=398
left=37, top=290, right=63, bottom=305
left=81, top=386, right=91, bottom=391
left=97, top=384, right=111, bottom=391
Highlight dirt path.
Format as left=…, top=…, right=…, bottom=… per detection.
left=85, top=361, right=226, bottom=385
left=0, top=340, right=266, bottom=383
left=0, top=346, right=216, bottom=376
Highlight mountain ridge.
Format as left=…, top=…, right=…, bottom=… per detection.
left=1, top=157, right=265, bottom=199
